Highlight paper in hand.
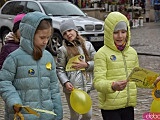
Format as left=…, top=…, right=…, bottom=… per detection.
left=66, top=55, right=85, bottom=71
left=127, top=67, right=159, bottom=88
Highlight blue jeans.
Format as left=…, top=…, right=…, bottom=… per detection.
left=154, top=10, right=160, bottom=22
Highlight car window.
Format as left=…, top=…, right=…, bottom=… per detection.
left=40, top=2, right=85, bottom=16
left=1, top=1, right=25, bottom=15
left=26, top=2, right=41, bottom=12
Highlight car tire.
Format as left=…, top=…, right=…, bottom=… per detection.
left=46, top=32, right=63, bottom=56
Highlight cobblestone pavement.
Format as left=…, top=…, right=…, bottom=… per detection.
left=0, top=22, right=160, bottom=120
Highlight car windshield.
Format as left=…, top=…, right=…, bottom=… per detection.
left=40, top=2, right=86, bottom=16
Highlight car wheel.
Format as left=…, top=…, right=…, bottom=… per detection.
left=1, top=29, right=10, bottom=46
left=46, top=32, right=63, bottom=56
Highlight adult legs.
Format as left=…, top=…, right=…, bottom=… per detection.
left=158, top=10, right=160, bottom=22
left=154, top=10, right=159, bottom=22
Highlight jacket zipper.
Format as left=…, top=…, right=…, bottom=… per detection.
left=37, top=61, right=42, bottom=108
left=122, top=52, right=130, bottom=107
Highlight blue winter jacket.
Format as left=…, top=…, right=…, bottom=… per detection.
left=0, top=12, right=63, bottom=120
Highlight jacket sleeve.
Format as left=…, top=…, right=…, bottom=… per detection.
left=93, top=51, right=115, bottom=94
left=50, top=59, right=63, bottom=120
left=0, top=55, right=22, bottom=112
left=56, top=47, right=69, bottom=86
left=0, top=46, right=10, bottom=69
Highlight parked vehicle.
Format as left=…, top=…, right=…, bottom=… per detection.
left=0, top=0, right=104, bottom=55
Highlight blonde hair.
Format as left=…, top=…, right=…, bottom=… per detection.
left=64, top=33, right=90, bottom=62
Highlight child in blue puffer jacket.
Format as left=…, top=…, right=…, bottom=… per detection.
left=0, top=11, right=63, bottom=120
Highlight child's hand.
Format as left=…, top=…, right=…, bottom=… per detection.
left=65, top=82, right=74, bottom=91
left=72, top=58, right=88, bottom=70
left=13, top=104, right=22, bottom=113
left=112, top=80, right=128, bottom=91
left=154, top=76, right=160, bottom=87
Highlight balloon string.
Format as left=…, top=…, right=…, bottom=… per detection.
left=113, top=91, right=120, bottom=103
left=113, top=74, right=130, bottom=103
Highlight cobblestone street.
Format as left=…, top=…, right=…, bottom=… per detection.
left=0, top=22, right=160, bottom=120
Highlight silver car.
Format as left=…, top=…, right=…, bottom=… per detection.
left=0, top=0, right=104, bottom=55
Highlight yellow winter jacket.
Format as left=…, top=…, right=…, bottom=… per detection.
left=93, top=12, right=139, bottom=110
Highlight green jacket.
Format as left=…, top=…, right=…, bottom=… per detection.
left=93, top=12, right=139, bottom=110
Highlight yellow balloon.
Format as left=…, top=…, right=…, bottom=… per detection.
left=70, top=89, right=92, bottom=114
left=150, top=99, right=160, bottom=112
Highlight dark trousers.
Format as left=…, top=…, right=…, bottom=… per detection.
left=101, top=107, right=134, bottom=120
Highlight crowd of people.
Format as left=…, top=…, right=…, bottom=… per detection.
left=0, top=11, right=159, bottom=120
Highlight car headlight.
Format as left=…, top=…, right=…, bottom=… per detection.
left=76, top=26, right=84, bottom=31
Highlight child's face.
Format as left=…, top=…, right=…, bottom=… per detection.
left=63, top=29, right=77, bottom=42
left=34, top=27, right=52, bottom=49
left=113, top=30, right=127, bottom=46
left=15, top=29, right=21, bottom=41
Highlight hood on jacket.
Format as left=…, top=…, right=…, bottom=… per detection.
left=19, top=11, right=52, bottom=55
left=104, top=12, right=131, bottom=51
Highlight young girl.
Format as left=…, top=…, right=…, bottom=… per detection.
left=56, top=19, right=96, bottom=120
left=0, top=11, right=63, bottom=120
left=94, top=12, right=139, bottom=120
left=0, top=13, right=25, bottom=69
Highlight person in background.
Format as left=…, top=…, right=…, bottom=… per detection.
left=56, top=19, right=96, bottom=120
left=140, top=0, right=146, bottom=14
left=151, top=0, right=160, bottom=22
left=0, top=11, right=63, bottom=120
left=0, top=13, right=25, bottom=69
left=93, top=12, right=139, bottom=120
